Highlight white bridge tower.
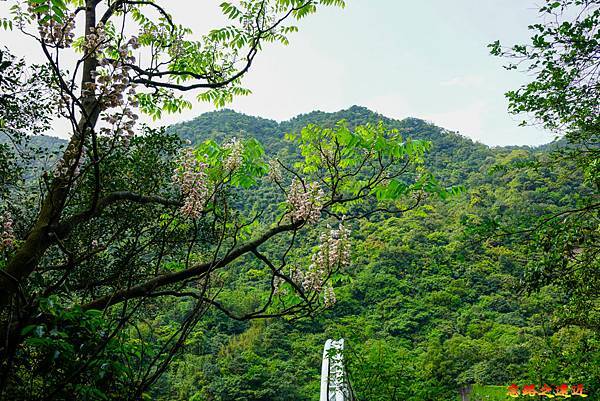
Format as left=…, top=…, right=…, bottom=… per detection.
left=319, top=339, right=354, bottom=401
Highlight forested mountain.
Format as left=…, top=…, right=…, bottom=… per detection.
left=169, top=106, right=499, bottom=187
left=139, top=106, right=595, bottom=401
left=2, top=107, right=595, bottom=400
left=2, top=0, right=596, bottom=399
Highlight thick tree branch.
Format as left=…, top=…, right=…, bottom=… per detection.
left=59, top=191, right=181, bottom=231
left=82, top=221, right=300, bottom=310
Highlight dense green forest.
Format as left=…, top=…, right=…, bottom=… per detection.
left=152, top=106, right=597, bottom=400
left=0, top=0, right=597, bottom=400
left=5, top=106, right=597, bottom=400
left=4, top=105, right=597, bottom=400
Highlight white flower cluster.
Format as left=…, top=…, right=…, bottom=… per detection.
left=172, top=149, right=211, bottom=219
left=273, top=266, right=305, bottom=296
left=273, top=275, right=285, bottom=294
left=222, top=137, right=244, bottom=173
left=167, top=37, right=185, bottom=59
left=318, top=221, right=352, bottom=270
left=287, top=179, right=324, bottom=224
left=267, top=159, right=282, bottom=182
left=1, top=212, right=15, bottom=251
left=273, top=221, right=351, bottom=308
left=306, top=221, right=351, bottom=306
left=99, top=105, right=138, bottom=147
left=82, top=23, right=108, bottom=55
left=94, top=38, right=139, bottom=108
left=81, top=23, right=140, bottom=147
left=29, top=2, right=75, bottom=47
left=53, top=145, right=86, bottom=178
left=323, top=285, right=337, bottom=308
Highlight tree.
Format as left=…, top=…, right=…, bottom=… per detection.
left=0, top=1, right=456, bottom=398
left=489, top=0, right=599, bottom=331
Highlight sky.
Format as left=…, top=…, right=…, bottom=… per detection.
left=0, top=0, right=557, bottom=146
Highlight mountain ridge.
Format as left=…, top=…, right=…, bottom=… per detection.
left=165, top=105, right=499, bottom=185
left=5, top=106, right=559, bottom=153
left=168, top=105, right=482, bottom=146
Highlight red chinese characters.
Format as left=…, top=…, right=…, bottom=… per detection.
left=507, top=384, right=520, bottom=398
left=539, top=384, right=555, bottom=398
left=571, top=384, right=588, bottom=398
left=522, top=384, right=538, bottom=396
left=506, top=384, right=588, bottom=398
left=555, top=383, right=570, bottom=398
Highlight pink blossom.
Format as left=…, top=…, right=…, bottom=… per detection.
left=323, top=285, right=337, bottom=307
left=304, top=221, right=351, bottom=305
left=275, top=221, right=351, bottom=307
left=222, top=137, right=243, bottom=173
left=267, top=159, right=282, bottom=182
left=83, top=25, right=140, bottom=147
left=31, top=3, right=76, bottom=48
left=172, top=149, right=210, bottom=219
left=1, top=212, right=15, bottom=251
left=287, top=179, right=324, bottom=224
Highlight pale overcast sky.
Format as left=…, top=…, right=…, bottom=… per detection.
left=1, top=1, right=556, bottom=146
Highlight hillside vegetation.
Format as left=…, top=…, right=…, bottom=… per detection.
left=140, top=106, right=596, bottom=401
left=2, top=106, right=596, bottom=400
left=1, top=0, right=597, bottom=399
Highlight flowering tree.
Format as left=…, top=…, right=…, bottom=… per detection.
left=0, top=0, right=456, bottom=398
